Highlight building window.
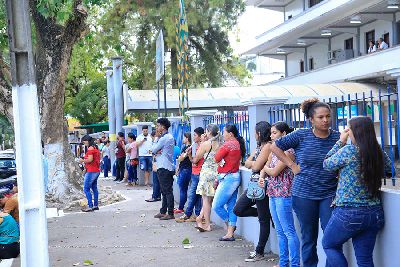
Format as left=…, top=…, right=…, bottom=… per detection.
left=345, top=38, right=353, bottom=50
left=383, top=33, right=390, bottom=47
left=309, top=58, right=314, bottom=70
left=300, top=60, right=305, bottom=73
left=365, top=30, right=375, bottom=54
left=309, top=0, right=324, bottom=8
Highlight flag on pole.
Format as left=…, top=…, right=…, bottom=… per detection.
left=176, top=0, right=189, bottom=118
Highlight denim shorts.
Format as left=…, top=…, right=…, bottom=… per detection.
left=139, top=156, right=153, bottom=172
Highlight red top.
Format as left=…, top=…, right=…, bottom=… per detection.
left=215, top=139, right=241, bottom=174
left=192, top=145, right=204, bottom=175
left=85, top=147, right=101, bottom=173
left=116, top=140, right=126, bottom=158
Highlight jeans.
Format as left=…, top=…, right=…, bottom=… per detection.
left=233, top=190, right=271, bottom=254
left=177, top=167, right=192, bottom=210
left=322, top=205, right=384, bottom=267
left=139, top=156, right=153, bottom=172
left=292, top=196, right=333, bottom=267
left=184, top=174, right=202, bottom=217
left=103, top=156, right=111, bottom=177
left=84, top=172, right=100, bottom=208
left=115, top=157, right=126, bottom=181
left=212, top=172, right=241, bottom=226
left=270, top=197, right=300, bottom=267
left=0, top=243, right=20, bottom=259
left=152, top=171, right=161, bottom=199
left=128, top=164, right=138, bottom=183
left=157, top=168, right=175, bottom=215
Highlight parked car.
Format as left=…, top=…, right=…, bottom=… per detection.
left=0, top=155, right=16, bottom=179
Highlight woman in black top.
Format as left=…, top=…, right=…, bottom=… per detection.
left=175, top=132, right=193, bottom=214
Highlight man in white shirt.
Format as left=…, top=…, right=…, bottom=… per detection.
left=136, top=125, right=153, bottom=186
left=378, top=38, right=388, bottom=50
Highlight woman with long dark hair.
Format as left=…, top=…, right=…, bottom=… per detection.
left=322, top=116, right=392, bottom=267
left=233, top=121, right=273, bottom=262
left=175, top=132, right=192, bottom=214
left=270, top=98, right=340, bottom=267
left=213, top=124, right=246, bottom=241
left=260, top=121, right=300, bottom=267
left=80, top=135, right=101, bottom=212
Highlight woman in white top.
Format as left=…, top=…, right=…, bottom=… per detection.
left=368, top=40, right=376, bottom=54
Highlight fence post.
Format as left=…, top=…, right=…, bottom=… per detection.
left=186, top=110, right=217, bottom=156
left=242, top=98, right=289, bottom=153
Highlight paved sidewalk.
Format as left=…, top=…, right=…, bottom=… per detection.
left=13, top=179, right=278, bottom=267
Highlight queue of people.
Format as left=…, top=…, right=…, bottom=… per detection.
left=77, top=103, right=389, bottom=266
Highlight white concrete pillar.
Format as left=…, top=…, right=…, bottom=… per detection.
left=186, top=110, right=218, bottom=156
left=242, top=98, right=289, bottom=152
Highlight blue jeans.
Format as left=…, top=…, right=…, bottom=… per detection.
left=270, top=197, right=300, bottom=267
left=322, top=205, right=384, bottom=267
left=152, top=171, right=161, bottom=199
left=84, top=172, right=100, bottom=208
left=184, top=174, right=202, bottom=217
left=292, top=196, right=333, bottom=267
left=103, top=156, right=111, bottom=177
left=212, top=172, right=241, bottom=226
left=139, top=156, right=153, bottom=172
left=177, top=168, right=192, bottom=210
left=128, top=164, right=138, bottom=183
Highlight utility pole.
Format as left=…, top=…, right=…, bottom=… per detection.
left=5, top=0, right=49, bottom=266
left=106, top=67, right=116, bottom=168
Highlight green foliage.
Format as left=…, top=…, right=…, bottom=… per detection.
left=66, top=77, right=108, bottom=125
left=0, top=115, right=14, bottom=149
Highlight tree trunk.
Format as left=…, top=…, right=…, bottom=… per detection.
left=170, top=48, right=178, bottom=89
left=0, top=52, right=13, bottom=123
left=30, top=0, right=88, bottom=207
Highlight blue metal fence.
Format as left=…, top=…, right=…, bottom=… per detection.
left=268, top=86, right=398, bottom=186
left=171, top=121, right=191, bottom=149
left=203, top=111, right=250, bottom=156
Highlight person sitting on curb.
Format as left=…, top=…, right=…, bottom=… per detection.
left=0, top=194, right=19, bottom=224
left=0, top=212, right=19, bottom=259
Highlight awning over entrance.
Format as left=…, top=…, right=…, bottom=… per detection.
left=126, top=83, right=382, bottom=113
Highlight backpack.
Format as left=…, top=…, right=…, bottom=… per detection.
left=246, top=172, right=265, bottom=201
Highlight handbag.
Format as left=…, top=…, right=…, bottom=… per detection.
left=246, top=172, right=265, bottom=201
left=130, top=158, right=139, bottom=166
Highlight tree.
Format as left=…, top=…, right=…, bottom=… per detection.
left=98, top=0, right=249, bottom=90
left=29, top=0, right=104, bottom=206
left=67, top=78, right=108, bottom=125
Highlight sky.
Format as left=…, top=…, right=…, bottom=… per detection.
left=229, top=6, right=283, bottom=56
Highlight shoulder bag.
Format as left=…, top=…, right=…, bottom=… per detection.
left=246, top=172, right=265, bottom=201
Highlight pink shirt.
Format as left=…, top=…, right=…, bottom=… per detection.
left=129, top=142, right=138, bottom=159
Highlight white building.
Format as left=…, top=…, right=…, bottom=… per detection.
left=244, top=0, right=400, bottom=86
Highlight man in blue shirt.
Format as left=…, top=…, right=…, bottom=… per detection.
left=152, top=118, right=176, bottom=220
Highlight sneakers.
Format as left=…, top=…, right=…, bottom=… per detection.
left=154, top=213, right=166, bottom=219
left=245, top=252, right=265, bottom=262
left=81, top=207, right=93, bottom=212
left=92, top=206, right=99, bottom=211
left=173, top=208, right=184, bottom=214
left=175, top=214, right=196, bottom=223
left=159, top=214, right=175, bottom=220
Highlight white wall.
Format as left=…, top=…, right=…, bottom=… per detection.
left=360, top=20, right=393, bottom=55
left=287, top=52, right=304, bottom=76
left=331, top=33, right=356, bottom=52
left=285, top=0, right=304, bottom=20
left=307, top=44, right=329, bottom=70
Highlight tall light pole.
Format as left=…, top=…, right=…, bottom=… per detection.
left=106, top=67, right=116, bottom=168
left=5, top=0, right=49, bottom=266
left=112, top=57, right=124, bottom=134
